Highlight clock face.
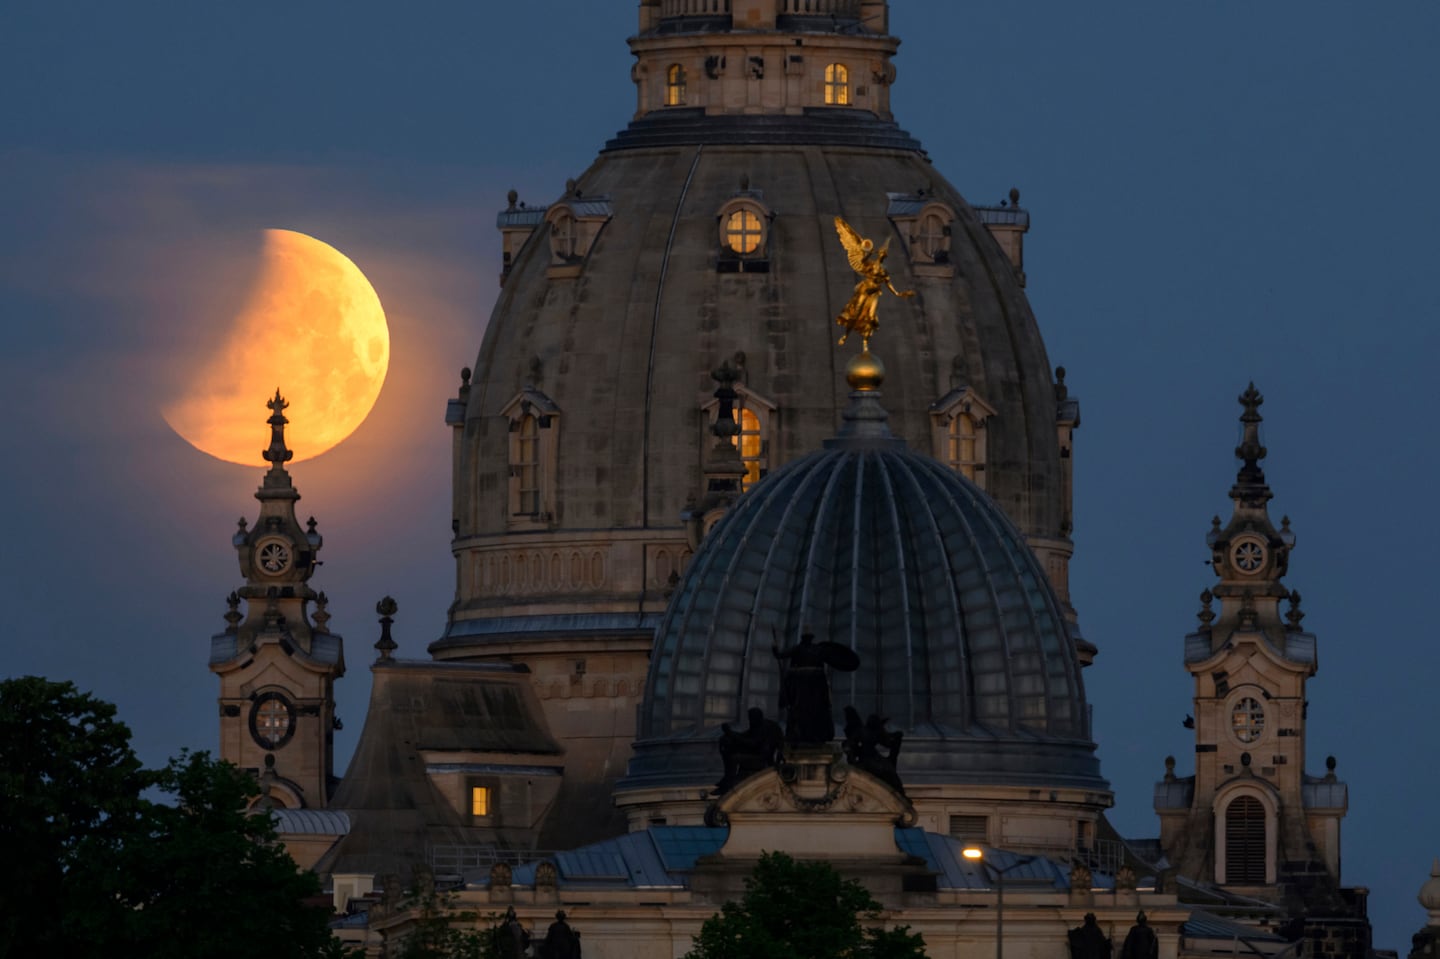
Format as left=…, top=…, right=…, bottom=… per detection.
left=1231, top=539, right=1266, bottom=574
left=257, top=539, right=292, bottom=575
left=249, top=693, right=296, bottom=749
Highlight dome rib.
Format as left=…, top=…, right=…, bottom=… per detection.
left=627, top=397, right=1105, bottom=792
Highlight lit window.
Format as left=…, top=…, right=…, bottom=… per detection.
left=947, top=411, right=981, bottom=482
left=824, top=63, right=849, bottom=105
left=550, top=213, right=578, bottom=262
left=1224, top=795, right=1266, bottom=883
left=666, top=64, right=687, bottom=106
left=917, top=212, right=947, bottom=261
left=730, top=407, right=764, bottom=490
left=725, top=209, right=763, bottom=255
left=515, top=415, right=540, bottom=515
left=1231, top=697, right=1265, bottom=743
left=471, top=786, right=490, bottom=817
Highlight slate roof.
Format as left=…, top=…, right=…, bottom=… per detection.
left=319, top=660, right=560, bottom=878
left=273, top=808, right=351, bottom=836
left=485, top=829, right=1116, bottom=892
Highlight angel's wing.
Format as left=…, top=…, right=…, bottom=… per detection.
left=834, top=217, right=869, bottom=273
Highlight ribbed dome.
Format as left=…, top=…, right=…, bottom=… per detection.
left=624, top=387, right=1104, bottom=791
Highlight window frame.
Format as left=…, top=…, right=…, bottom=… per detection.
left=824, top=63, right=850, bottom=105
left=666, top=63, right=687, bottom=106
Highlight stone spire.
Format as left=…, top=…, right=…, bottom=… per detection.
left=209, top=394, right=346, bottom=808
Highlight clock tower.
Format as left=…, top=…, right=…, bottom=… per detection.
left=1155, top=385, right=1348, bottom=903
left=209, top=392, right=345, bottom=808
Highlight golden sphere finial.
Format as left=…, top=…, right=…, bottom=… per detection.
left=846, top=349, right=885, bottom=391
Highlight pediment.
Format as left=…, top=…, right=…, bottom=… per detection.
left=709, top=755, right=917, bottom=862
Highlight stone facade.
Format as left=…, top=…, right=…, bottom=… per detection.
left=210, top=393, right=343, bottom=809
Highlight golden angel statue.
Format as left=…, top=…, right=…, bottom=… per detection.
left=834, top=216, right=915, bottom=349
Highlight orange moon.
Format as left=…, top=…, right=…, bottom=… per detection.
left=164, top=229, right=390, bottom=465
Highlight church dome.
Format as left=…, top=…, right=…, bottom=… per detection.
left=622, top=380, right=1105, bottom=793
left=440, top=1, right=1078, bottom=653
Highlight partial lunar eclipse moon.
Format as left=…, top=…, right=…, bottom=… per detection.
left=164, top=229, right=390, bottom=466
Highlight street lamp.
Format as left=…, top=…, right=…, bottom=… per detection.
left=962, top=845, right=1039, bottom=959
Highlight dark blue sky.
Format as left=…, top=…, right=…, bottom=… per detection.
left=3, top=2, right=1436, bottom=948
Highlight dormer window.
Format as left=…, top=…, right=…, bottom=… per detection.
left=725, top=209, right=763, bottom=256
left=544, top=195, right=613, bottom=279
left=887, top=194, right=956, bottom=276
left=824, top=63, right=850, bottom=105
left=550, top=212, right=578, bottom=262
left=916, top=211, right=950, bottom=263
left=666, top=64, right=687, bottom=106
left=930, top=387, right=997, bottom=490
left=704, top=386, right=776, bottom=492
left=716, top=191, right=772, bottom=273
left=502, top=387, right=561, bottom=528
left=515, top=415, right=541, bottom=514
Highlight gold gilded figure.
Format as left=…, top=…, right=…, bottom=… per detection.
left=834, top=216, right=915, bottom=349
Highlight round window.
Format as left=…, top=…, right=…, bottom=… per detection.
left=1230, top=696, right=1265, bottom=744
left=1231, top=538, right=1266, bottom=574
left=249, top=693, right=296, bottom=750
left=256, top=539, right=292, bottom=575
left=725, top=209, right=763, bottom=255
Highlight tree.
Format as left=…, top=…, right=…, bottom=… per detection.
left=684, top=851, right=928, bottom=959
left=0, top=676, right=353, bottom=958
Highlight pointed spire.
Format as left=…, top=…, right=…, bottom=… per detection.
left=1230, top=383, right=1272, bottom=504
left=263, top=389, right=294, bottom=471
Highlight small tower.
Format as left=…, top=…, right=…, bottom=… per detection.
left=1155, top=385, right=1347, bottom=902
left=210, top=392, right=345, bottom=808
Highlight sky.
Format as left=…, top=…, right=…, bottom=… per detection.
left=3, top=1, right=1437, bottom=949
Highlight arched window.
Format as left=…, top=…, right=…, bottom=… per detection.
left=931, top=387, right=995, bottom=490
left=732, top=407, right=764, bottom=490
left=1225, top=795, right=1267, bottom=883
left=705, top=388, right=774, bottom=491
left=515, top=415, right=541, bottom=515
left=550, top=213, right=578, bottom=262
left=666, top=64, right=687, bottom=106
left=725, top=208, right=763, bottom=256
left=917, top=211, right=948, bottom=262
left=824, top=63, right=849, bottom=105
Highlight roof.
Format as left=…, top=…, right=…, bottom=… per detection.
left=1302, top=777, right=1347, bottom=809
left=1154, top=777, right=1196, bottom=810
left=209, top=630, right=344, bottom=669
left=1182, top=910, right=1289, bottom=943
left=486, top=828, right=1118, bottom=892
left=272, top=808, right=351, bottom=836
left=320, top=660, right=561, bottom=877
left=627, top=388, right=1102, bottom=795
left=604, top=106, right=924, bottom=152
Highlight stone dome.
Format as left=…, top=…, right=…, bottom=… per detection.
left=622, top=383, right=1105, bottom=793
left=441, top=110, right=1076, bottom=653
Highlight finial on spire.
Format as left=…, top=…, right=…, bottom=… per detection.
left=263, top=390, right=294, bottom=470
left=312, top=591, right=331, bottom=634
left=1285, top=590, right=1304, bottom=631
left=375, top=596, right=399, bottom=661
left=1230, top=383, right=1272, bottom=504
left=223, top=592, right=243, bottom=633
left=1198, top=589, right=1215, bottom=629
